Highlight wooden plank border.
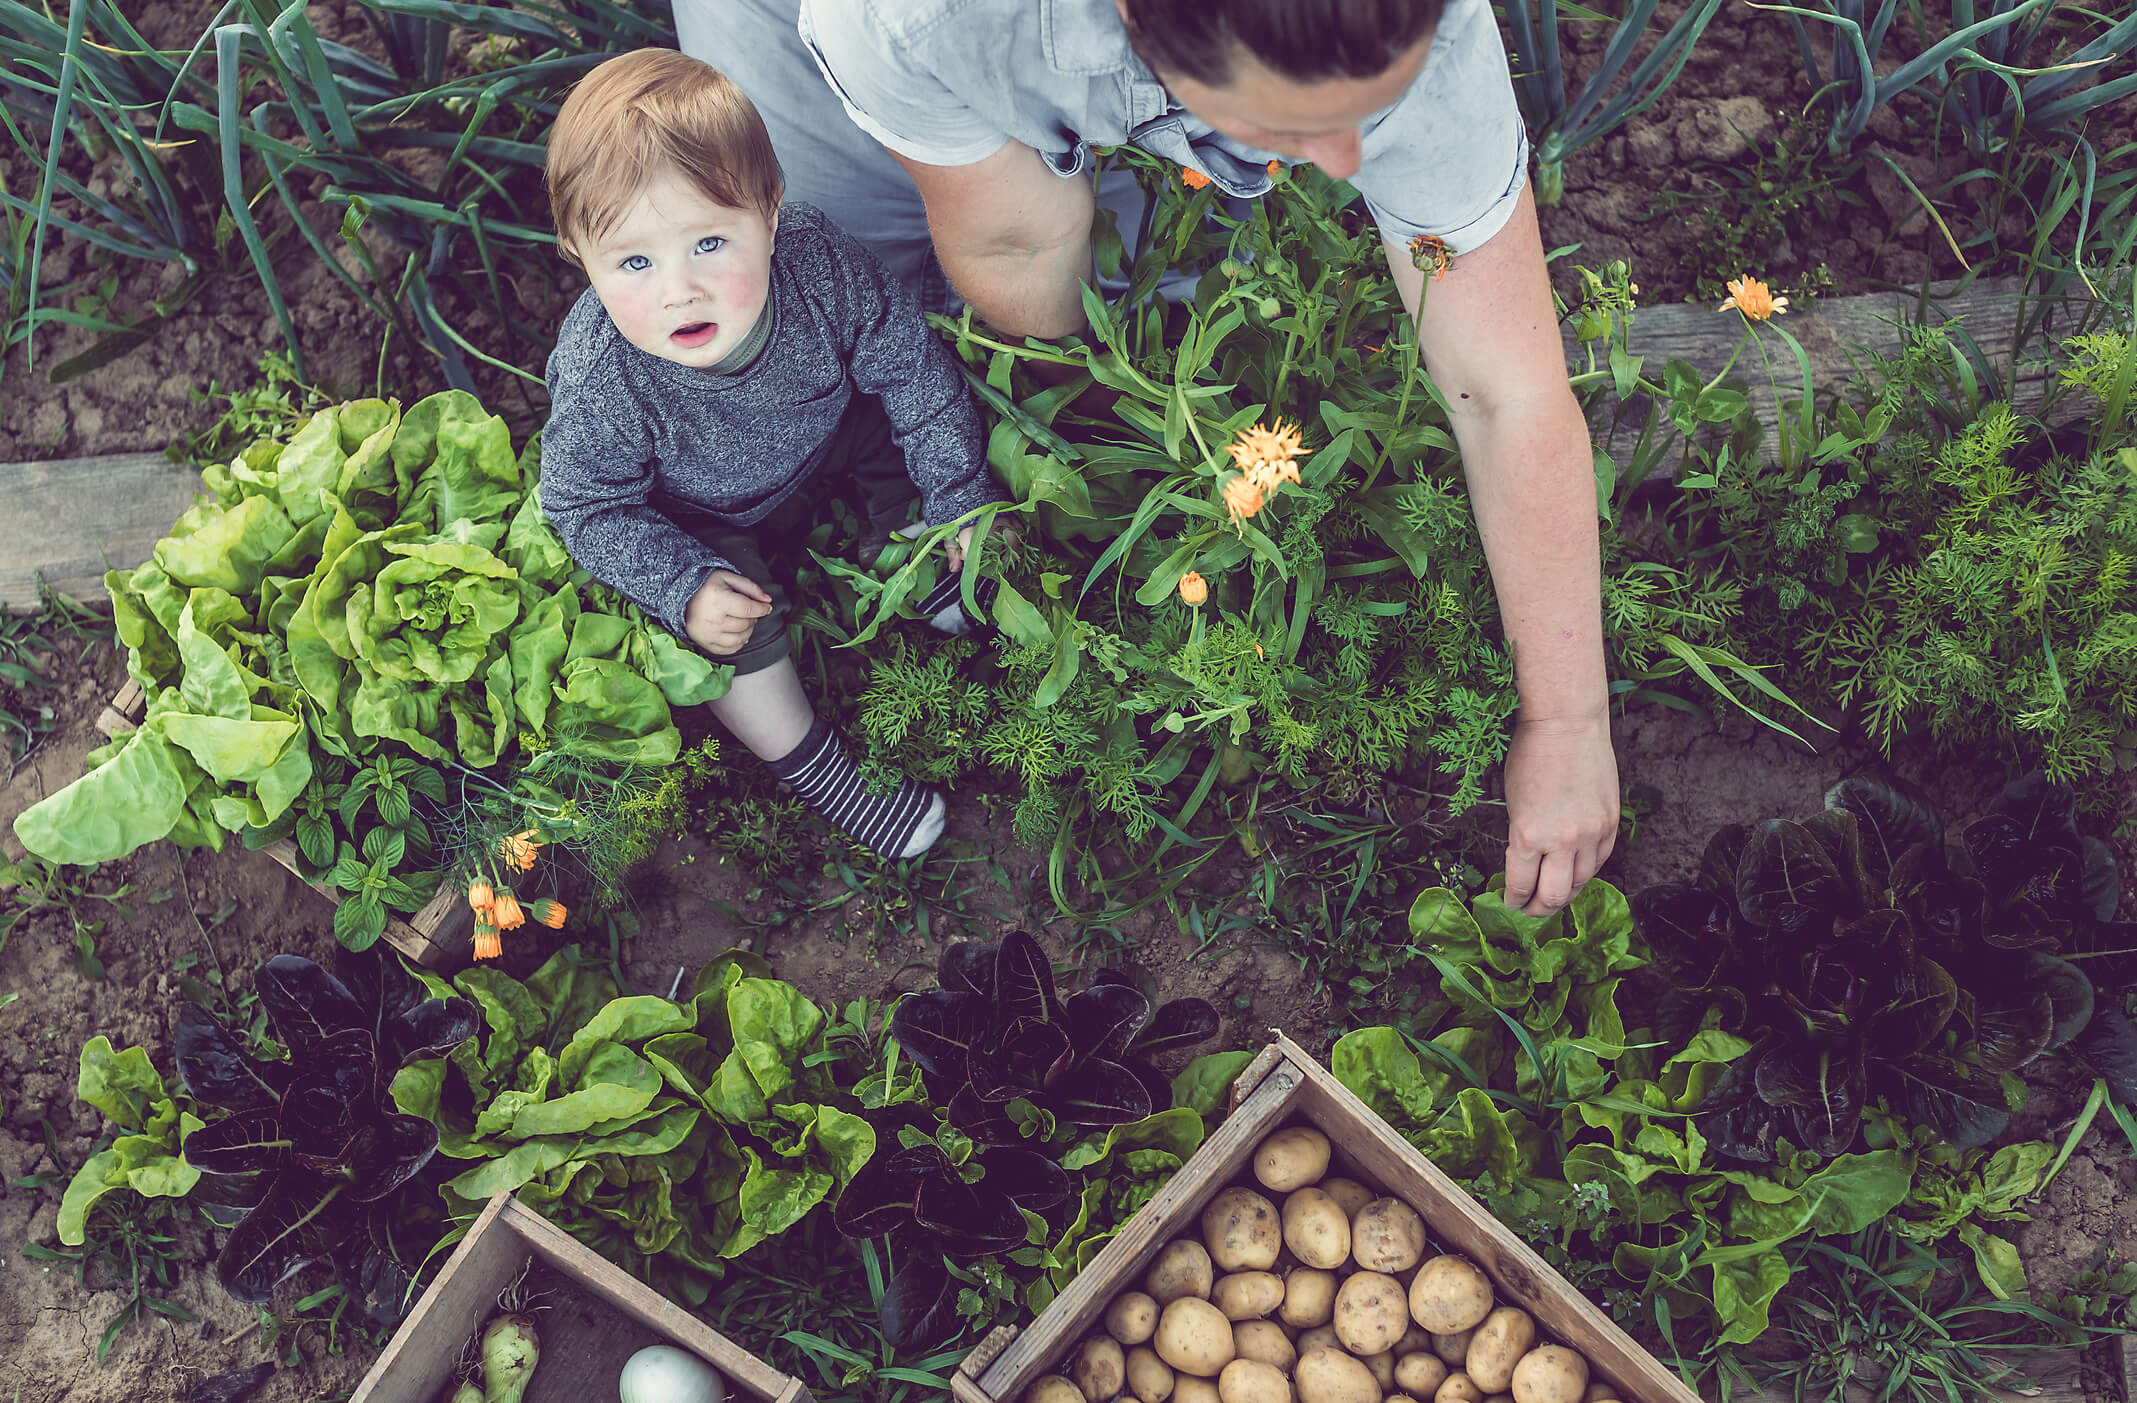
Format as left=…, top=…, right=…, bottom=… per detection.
left=96, top=682, right=463, bottom=967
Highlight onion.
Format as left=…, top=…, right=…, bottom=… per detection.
left=619, top=1345, right=727, bottom=1403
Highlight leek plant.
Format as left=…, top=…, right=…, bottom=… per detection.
left=1500, top=0, right=1726, bottom=205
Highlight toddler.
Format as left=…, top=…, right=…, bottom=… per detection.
left=539, top=49, right=1005, bottom=859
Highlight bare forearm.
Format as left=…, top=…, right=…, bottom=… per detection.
left=1457, top=391, right=1607, bottom=719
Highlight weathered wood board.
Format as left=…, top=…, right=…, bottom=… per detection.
left=349, top=1193, right=812, bottom=1403
left=0, top=451, right=200, bottom=610
left=95, top=678, right=466, bottom=966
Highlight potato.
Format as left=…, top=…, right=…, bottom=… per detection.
left=1358, top=1350, right=1395, bottom=1392
left=1110, top=1292, right=1161, bottom=1346
left=1407, top=1257, right=1493, bottom=1334
left=1074, top=1336, right=1127, bottom=1403
left=1255, top=1127, right=1333, bottom=1192
left=1149, top=1241, right=1217, bottom=1305
left=1283, top=1189, right=1352, bottom=1270
left=1294, top=1346, right=1379, bottom=1403
left=1395, top=1351, right=1450, bottom=1397
left=1155, top=1298, right=1237, bottom=1378
left=1350, top=1199, right=1427, bottom=1274
left=1509, top=1347, right=1589, bottom=1403
left=1430, top=1331, right=1473, bottom=1367
left=1176, top=1379, right=1222, bottom=1403
left=1281, top=1269, right=1339, bottom=1327
left=1463, top=1308, right=1536, bottom=1394
left=1127, top=1346, right=1176, bottom=1403
left=1331, top=1272, right=1410, bottom=1357
left=1434, top=1373, right=1485, bottom=1403
left=1025, top=1377, right=1087, bottom=1403
left=1213, top=1271, right=1286, bottom=1321
left=1233, top=1320, right=1297, bottom=1374
left=1580, top=1383, right=1620, bottom=1403
left=1486, top=1396, right=1514, bottom=1403
left=1297, top=1325, right=1340, bottom=1357
left=1198, top=1185, right=1282, bottom=1269
left=1217, top=1358, right=1293, bottom=1403
left=1318, top=1176, right=1375, bottom=1219
left=1395, top=1324, right=1434, bottom=1358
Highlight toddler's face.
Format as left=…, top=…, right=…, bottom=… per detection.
left=579, top=167, right=778, bottom=368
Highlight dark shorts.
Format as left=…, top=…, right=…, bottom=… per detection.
left=657, top=395, right=916, bottom=676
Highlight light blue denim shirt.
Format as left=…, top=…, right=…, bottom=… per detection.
left=795, top=0, right=1531, bottom=253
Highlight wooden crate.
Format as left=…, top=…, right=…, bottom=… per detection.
left=954, top=1034, right=1700, bottom=1403
left=98, top=680, right=468, bottom=966
left=350, top=1192, right=812, bottom=1403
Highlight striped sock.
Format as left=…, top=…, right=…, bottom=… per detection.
left=765, top=719, right=945, bottom=859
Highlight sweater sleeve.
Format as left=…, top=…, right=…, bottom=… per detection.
left=810, top=217, right=1007, bottom=527
left=536, top=362, right=733, bottom=641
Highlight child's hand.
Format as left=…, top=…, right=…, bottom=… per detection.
left=685, top=570, right=774, bottom=656
left=945, top=520, right=1020, bottom=571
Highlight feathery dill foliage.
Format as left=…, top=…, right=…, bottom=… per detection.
left=1726, top=323, right=2137, bottom=780
left=438, top=722, right=721, bottom=910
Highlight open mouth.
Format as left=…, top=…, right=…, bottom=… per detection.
left=671, top=321, right=718, bottom=348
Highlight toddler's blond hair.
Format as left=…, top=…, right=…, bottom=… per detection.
left=546, top=49, right=783, bottom=267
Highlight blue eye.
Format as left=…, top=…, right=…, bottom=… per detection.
left=620, top=254, right=650, bottom=272
left=696, top=235, right=726, bottom=254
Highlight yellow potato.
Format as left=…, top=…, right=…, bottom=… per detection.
left=1297, top=1325, right=1340, bottom=1357
left=1407, top=1257, right=1493, bottom=1334
left=1073, top=1336, right=1127, bottom=1403
left=1109, top=1292, right=1161, bottom=1346
left=1464, top=1308, right=1536, bottom=1394
left=1510, top=1347, right=1590, bottom=1403
left=1319, top=1176, right=1376, bottom=1220
left=1396, top=1324, right=1434, bottom=1357
left=1281, top=1269, right=1339, bottom=1327
left=1214, top=1272, right=1286, bottom=1322
left=1217, top=1358, right=1294, bottom=1403
left=1332, top=1271, right=1410, bottom=1357
left=1435, top=1372, right=1485, bottom=1403
left=1155, top=1298, right=1238, bottom=1378
left=1283, top=1189, right=1352, bottom=1270
left=1387, top=1398, right=1422, bottom=1403
left=1025, top=1377, right=1087, bottom=1403
left=1430, top=1331, right=1474, bottom=1367
left=1580, top=1383, right=1620, bottom=1403
left=1358, top=1350, right=1395, bottom=1392
left=1203, top=1189, right=1284, bottom=1273
left=1294, top=1346, right=1380, bottom=1403
left=1233, top=1320, right=1297, bottom=1374
left=1350, top=1199, right=1428, bottom=1274
left=1254, top=1127, right=1333, bottom=1192
left=1176, top=1378, right=1222, bottom=1403
left=1486, top=1396, right=1514, bottom=1403
left=1127, top=1346, right=1176, bottom=1403
left=1395, top=1352, right=1450, bottom=1397
left=1149, top=1240, right=1216, bottom=1305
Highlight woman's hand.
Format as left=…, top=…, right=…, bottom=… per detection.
left=684, top=570, right=774, bottom=655
left=1501, top=710, right=1619, bottom=916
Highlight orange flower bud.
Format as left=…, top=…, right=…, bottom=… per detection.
left=1180, top=166, right=1211, bottom=190
left=499, top=829, right=542, bottom=873
left=532, top=898, right=568, bottom=929
left=472, top=920, right=501, bottom=961
left=492, top=889, right=525, bottom=931
left=467, top=880, right=494, bottom=913
left=1178, top=571, right=1208, bottom=606
left=1223, top=474, right=1265, bottom=525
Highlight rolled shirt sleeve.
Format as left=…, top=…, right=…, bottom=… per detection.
left=797, top=0, right=1012, bottom=167
left=1350, top=0, right=1532, bottom=254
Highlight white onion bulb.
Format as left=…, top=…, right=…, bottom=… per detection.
left=618, top=1345, right=727, bottom=1403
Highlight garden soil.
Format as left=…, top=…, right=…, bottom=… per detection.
left=4, top=3, right=2137, bottom=1398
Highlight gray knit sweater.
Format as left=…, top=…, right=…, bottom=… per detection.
left=537, top=201, right=1003, bottom=638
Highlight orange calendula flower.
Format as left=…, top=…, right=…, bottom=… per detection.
left=472, top=919, right=501, bottom=961
left=1178, top=571, right=1208, bottom=606
left=1267, top=160, right=1283, bottom=175
left=492, top=889, right=526, bottom=931
left=1230, top=419, right=1305, bottom=494
left=467, top=879, right=494, bottom=914
left=1408, top=234, right=1455, bottom=282
left=1718, top=275, right=1788, bottom=320
left=1181, top=166, right=1211, bottom=190
left=499, top=829, right=541, bottom=872
left=1223, top=474, right=1265, bottom=525
left=532, top=898, right=568, bottom=929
